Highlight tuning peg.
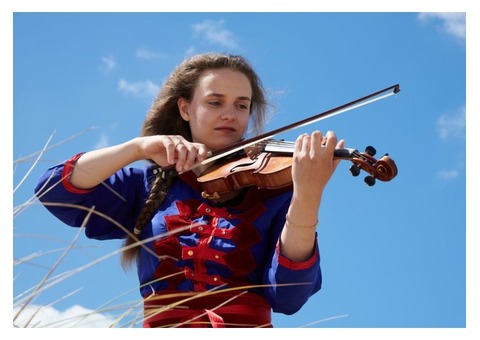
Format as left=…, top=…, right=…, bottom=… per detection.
left=349, top=164, right=361, bottom=177
left=365, top=145, right=376, bottom=156
left=364, top=176, right=376, bottom=186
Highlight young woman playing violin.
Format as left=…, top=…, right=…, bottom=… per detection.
left=34, top=53, right=345, bottom=328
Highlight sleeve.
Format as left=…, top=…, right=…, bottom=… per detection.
left=262, top=195, right=322, bottom=315
left=34, top=153, right=147, bottom=240
left=265, top=238, right=321, bottom=315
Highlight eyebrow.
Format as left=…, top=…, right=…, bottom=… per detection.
left=207, top=93, right=252, bottom=101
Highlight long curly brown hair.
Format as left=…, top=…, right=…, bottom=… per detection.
left=121, top=53, right=269, bottom=269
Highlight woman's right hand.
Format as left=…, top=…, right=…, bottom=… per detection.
left=136, top=135, right=208, bottom=173
left=69, top=135, right=208, bottom=190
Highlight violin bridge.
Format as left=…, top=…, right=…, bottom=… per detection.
left=244, top=144, right=263, bottom=159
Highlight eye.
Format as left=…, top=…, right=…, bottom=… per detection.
left=208, top=100, right=222, bottom=107
left=236, top=103, right=250, bottom=110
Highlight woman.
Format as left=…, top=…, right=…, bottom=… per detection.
left=35, top=53, right=344, bottom=327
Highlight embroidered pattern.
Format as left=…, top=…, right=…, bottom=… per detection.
left=152, top=199, right=265, bottom=291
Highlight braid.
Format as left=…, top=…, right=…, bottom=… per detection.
left=120, top=169, right=176, bottom=270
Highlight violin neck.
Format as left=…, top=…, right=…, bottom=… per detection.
left=333, top=148, right=359, bottom=159
left=262, top=141, right=357, bottom=160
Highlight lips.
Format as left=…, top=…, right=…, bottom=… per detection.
left=214, top=126, right=237, bottom=133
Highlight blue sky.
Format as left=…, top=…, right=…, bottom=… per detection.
left=7, top=1, right=478, bottom=337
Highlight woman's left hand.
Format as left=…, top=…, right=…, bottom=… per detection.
left=291, top=130, right=344, bottom=208
left=280, top=130, right=344, bottom=261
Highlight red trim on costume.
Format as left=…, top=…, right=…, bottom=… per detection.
left=184, top=267, right=224, bottom=286
left=153, top=235, right=182, bottom=259
left=197, top=203, right=233, bottom=218
left=229, top=219, right=262, bottom=245
left=182, top=246, right=227, bottom=265
left=152, top=257, right=184, bottom=290
left=61, top=153, right=92, bottom=194
left=143, top=290, right=272, bottom=328
left=155, top=198, right=267, bottom=290
left=276, top=239, right=319, bottom=270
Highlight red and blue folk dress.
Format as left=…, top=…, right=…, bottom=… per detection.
left=34, top=153, right=322, bottom=327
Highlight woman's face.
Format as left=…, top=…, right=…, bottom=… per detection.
left=178, top=68, right=252, bottom=151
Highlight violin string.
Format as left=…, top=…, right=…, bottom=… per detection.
left=262, top=140, right=295, bottom=153
left=268, top=139, right=374, bottom=164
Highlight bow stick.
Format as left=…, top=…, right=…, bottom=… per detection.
left=165, top=83, right=400, bottom=172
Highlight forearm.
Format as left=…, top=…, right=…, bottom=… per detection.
left=69, top=138, right=142, bottom=189
left=280, top=193, right=321, bottom=262
left=280, top=131, right=342, bottom=262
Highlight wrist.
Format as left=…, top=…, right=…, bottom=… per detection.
left=127, top=137, right=147, bottom=162
left=285, top=214, right=318, bottom=229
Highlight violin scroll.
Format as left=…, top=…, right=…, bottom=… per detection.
left=343, top=146, right=398, bottom=186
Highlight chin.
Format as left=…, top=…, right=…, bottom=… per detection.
left=209, top=137, right=242, bottom=151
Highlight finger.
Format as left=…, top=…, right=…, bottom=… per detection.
left=310, top=130, right=324, bottom=153
left=333, top=138, right=346, bottom=168
left=294, top=133, right=305, bottom=153
left=174, top=142, right=188, bottom=172
left=165, top=136, right=179, bottom=165
left=323, top=130, right=337, bottom=152
left=193, top=143, right=209, bottom=163
left=180, top=142, right=201, bottom=171
left=300, top=133, right=311, bottom=154
left=169, top=135, right=192, bottom=172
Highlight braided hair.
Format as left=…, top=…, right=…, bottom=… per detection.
left=120, top=53, right=269, bottom=270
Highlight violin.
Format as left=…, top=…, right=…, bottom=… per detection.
left=197, top=139, right=398, bottom=200
left=161, top=84, right=401, bottom=200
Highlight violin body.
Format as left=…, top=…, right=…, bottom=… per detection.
left=197, top=140, right=398, bottom=200
left=198, top=152, right=294, bottom=199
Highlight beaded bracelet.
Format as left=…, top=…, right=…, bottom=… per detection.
left=285, top=214, right=318, bottom=229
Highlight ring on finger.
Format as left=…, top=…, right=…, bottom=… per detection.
left=321, top=136, right=327, bottom=146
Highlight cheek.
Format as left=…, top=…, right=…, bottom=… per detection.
left=239, top=112, right=251, bottom=129
left=187, top=110, right=211, bottom=141
left=190, top=110, right=211, bottom=130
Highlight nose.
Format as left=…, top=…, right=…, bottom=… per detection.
left=220, top=106, right=236, bottom=120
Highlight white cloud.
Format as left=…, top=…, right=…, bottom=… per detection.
left=13, top=304, right=117, bottom=328
left=100, top=55, right=117, bottom=73
left=436, top=169, right=459, bottom=181
left=118, top=78, right=160, bottom=98
left=135, top=48, right=167, bottom=60
left=436, top=105, right=466, bottom=141
left=418, top=12, right=466, bottom=41
left=435, top=105, right=465, bottom=182
left=94, top=132, right=109, bottom=150
left=192, top=19, right=238, bottom=49
left=185, top=46, right=197, bottom=56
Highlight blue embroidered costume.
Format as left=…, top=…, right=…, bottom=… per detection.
left=35, top=153, right=322, bottom=327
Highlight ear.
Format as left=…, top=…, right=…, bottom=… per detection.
left=177, top=98, right=190, bottom=121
